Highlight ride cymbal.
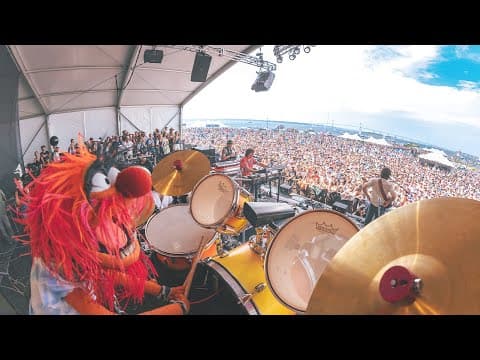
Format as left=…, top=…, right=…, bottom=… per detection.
left=152, top=150, right=211, bottom=196
left=306, top=197, right=480, bottom=315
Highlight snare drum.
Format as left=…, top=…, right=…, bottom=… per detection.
left=265, top=209, right=359, bottom=313
left=194, top=243, right=294, bottom=315
left=190, top=173, right=252, bottom=236
left=144, top=205, right=217, bottom=271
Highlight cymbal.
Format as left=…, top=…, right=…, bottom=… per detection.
left=306, top=197, right=480, bottom=315
left=152, top=150, right=211, bottom=196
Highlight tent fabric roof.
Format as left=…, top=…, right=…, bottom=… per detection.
left=418, top=151, right=456, bottom=168
left=8, top=45, right=258, bottom=120
left=364, top=136, right=391, bottom=146
left=339, top=133, right=391, bottom=146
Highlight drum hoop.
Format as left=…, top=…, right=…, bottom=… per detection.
left=208, top=259, right=259, bottom=315
left=264, top=209, right=360, bottom=313
left=144, top=204, right=216, bottom=257
left=190, top=173, right=240, bottom=228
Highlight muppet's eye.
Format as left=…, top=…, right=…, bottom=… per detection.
left=90, top=172, right=111, bottom=193
left=107, top=166, right=120, bottom=185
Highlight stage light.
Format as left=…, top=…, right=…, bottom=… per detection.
left=251, top=71, right=275, bottom=92
left=304, top=46, right=311, bottom=53
left=289, top=54, right=296, bottom=61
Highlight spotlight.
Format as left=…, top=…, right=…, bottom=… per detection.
left=294, top=47, right=301, bottom=55
left=251, top=71, right=275, bottom=92
left=304, top=46, right=311, bottom=53
left=289, top=54, right=296, bottom=61
left=276, top=56, right=283, bottom=63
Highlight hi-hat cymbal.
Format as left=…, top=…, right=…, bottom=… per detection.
left=152, top=150, right=211, bottom=196
left=306, top=197, right=480, bottom=315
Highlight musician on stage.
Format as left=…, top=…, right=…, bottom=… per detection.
left=362, top=166, right=397, bottom=225
left=220, top=139, right=237, bottom=162
left=240, top=148, right=268, bottom=193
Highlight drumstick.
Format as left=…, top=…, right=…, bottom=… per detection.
left=183, top=235, right=208, bottom=298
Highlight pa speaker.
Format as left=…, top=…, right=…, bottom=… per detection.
left=191, top=52, right=212, bottom=82
left=144, top=49, right=164, bottom=64
left=280, top=183, right=292, bottom=195
left=332, top=201, right=349, bottom=214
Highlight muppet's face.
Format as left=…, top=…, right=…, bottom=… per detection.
left=85, top=160, right=153, bottom=264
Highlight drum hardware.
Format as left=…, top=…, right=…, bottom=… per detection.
left=216, top=236, right=229, bottom=258
left=306, top=197, right=480, bottom=315
left=238, top=283, right=267, bottom=305
left=248, top=226, right=272, bottom=258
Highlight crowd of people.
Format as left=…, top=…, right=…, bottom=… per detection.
left=183, top=127, right=480, bottom=214
left=15, top=124, right=480, bottom=223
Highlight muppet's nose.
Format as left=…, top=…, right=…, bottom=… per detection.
left=115, top=166, right=152, bottom=198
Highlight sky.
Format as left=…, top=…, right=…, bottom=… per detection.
left=182, top=45, right=480, bottom=157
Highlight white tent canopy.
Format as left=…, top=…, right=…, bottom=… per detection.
left=6, top=45, right=258, bottom=165
left=364, top=136, right=391, bottom=146
left=8, top=45, right=257, bottom=120
left=418, top=151, right=456, bottom=169
left=339, top=132, right=362, bottom=141
left=339, top=133, right=391, bottom=146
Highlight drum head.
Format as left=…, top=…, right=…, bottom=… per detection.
left=190, top=174, right=236, bottom=227
left=145, top=205, right=216, bottom=256
left=265, top=210, right=359, bottom=313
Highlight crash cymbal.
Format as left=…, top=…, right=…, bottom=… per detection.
left=152, top=150, right=211, bottom=196
left=306, top=197, right=480, bottom=315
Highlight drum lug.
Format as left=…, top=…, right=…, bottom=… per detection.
left=238, top=282, right=266, bottom=305
left=254, top=283, right=266, bottom=293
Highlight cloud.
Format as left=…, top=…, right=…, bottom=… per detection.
left=183, top=45, right=480, bottom=130
left=457, top=80, right=479, bottom=90
left=455, top=45, right=480, bottom=62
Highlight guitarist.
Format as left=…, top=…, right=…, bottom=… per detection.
left=362, top=167, right=397, bottom=225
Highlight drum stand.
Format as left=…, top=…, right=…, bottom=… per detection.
left=215, top=236, right=229, bottom=258
left=248, top=226, right=272, bottom=260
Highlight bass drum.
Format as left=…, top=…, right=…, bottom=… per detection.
left=189, top=243, right=294, bottom=315
left=264, top=209, right=359, bottom=314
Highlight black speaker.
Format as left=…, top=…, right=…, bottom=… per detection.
left=332, top=201, right=349, bottom=214
left=193, top=147, right=216, bottom=165
left=279, top=183, right=292, bottom=195
left=191, top=52, right=212, bottom=82
left=144, top=49, right=164, bottom=64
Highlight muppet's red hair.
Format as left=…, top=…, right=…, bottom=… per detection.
left=19, top=142, right=156, bottom=310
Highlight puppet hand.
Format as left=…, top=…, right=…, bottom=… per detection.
left=168, top=285, right=186, bottom=300
left=169, top=293, right=190, bottom=315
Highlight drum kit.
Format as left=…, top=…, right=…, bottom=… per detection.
left=140, top=150, right=480, bottom=315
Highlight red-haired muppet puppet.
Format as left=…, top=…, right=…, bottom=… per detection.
left=18, top=142, right=189, bottom=315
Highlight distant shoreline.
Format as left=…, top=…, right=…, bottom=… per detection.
left=184, top=118, right=479, bottom=161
